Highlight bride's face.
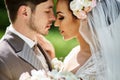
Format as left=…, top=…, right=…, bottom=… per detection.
left=54, top=0, right=80, bottom=40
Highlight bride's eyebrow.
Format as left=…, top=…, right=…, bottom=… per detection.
left=56, top=11, right=63, bottom=15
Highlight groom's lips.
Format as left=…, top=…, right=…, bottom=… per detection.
left=46, top=26, right=50, bottom=29
left=46, top=24, right=52, bottom=29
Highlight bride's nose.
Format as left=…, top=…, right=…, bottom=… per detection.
left=54, top=20, right=59, bottom=27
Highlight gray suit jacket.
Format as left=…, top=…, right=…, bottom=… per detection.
left=0, top=30, right=52, bottom=80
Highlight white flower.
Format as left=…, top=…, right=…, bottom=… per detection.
left=70, top=0, right=97, bottom=19
left=19, top=69, right=80, bottom=80
left=19, top=72, right=31, bottom=80
left=51, top=58, right=64, bottom=71
left=70, top=0, right=84, bottom=12
left=19, top=58, right=80, bottom=80
left=30, top=69, right=48, bottom=80
left=19, top=69, right=51, bottom=80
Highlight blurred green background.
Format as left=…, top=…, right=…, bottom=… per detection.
left=0, top=0, right=79, bottom=59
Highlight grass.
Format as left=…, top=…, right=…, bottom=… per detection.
left=0, top=29, right=79, bottom=59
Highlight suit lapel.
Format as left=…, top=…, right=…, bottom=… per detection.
left=3, top=31, right=24, bottom=53
left=3, top=31, right=45, bottom=70
left=17, top=43, right=45, bottom=70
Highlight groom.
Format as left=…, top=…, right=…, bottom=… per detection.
left=0, top=0, right=55, bottom=80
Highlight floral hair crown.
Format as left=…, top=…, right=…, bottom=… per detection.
left=70, top=0, right=97, bottom=20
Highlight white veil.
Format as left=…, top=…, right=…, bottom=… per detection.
left=79, top=0, right=120, bottom=80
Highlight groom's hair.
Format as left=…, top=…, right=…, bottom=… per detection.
left=4, top=0, right=47, bottom=23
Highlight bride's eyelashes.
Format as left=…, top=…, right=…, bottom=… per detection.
left=58, top=16, right=64, bottom=20
left=59, top=17, right=64, bottom=20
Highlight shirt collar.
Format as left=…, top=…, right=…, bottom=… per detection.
left=8, top=24, right=36, bottom=48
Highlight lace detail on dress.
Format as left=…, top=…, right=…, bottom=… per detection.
left=63, top=46, right=97, bottom=80
left=75, top=56, right=96, bottom=80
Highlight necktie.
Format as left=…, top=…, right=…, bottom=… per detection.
left=34, top=44, right=52, bottom=71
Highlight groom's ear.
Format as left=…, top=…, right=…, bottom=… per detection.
left=17, top=5, right=32, bottom=20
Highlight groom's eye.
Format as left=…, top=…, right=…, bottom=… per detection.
left=45, top=11, right=50, bottom=13
left=45, top=9, right=50, bottom=13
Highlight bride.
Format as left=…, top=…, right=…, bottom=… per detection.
left=55, top=0, right=96, bottom=80
left=55, top=0, right=120, bottom=80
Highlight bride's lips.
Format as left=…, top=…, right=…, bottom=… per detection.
left=60, top=30, right=64, bottom=34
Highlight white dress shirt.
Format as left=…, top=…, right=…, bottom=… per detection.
left=8, top=24, right=36, bottom=48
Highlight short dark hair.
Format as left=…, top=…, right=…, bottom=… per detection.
left=4, top=0, right=47, bottom=23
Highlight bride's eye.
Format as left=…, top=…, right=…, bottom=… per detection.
left=58, top=16, right=64, bottom=20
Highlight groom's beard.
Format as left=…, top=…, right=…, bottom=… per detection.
left=28, top=15, right=41, bottom=34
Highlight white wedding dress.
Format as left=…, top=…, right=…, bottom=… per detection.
left=63, top=0, right=120, bottom=80
left=63, top=46, right=96, bottom=80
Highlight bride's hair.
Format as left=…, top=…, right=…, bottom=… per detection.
left=56, top=0, right=77, bottom=19
left=68, top=0, right=78, bottom=19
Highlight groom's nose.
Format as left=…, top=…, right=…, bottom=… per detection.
left=49, top=12, right=56, bottom=22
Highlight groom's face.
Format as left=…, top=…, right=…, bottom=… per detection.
left=29, top=0, right=55, bottom=35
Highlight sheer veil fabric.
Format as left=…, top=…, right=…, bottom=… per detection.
left=79, top=0, right=120, bottom=80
